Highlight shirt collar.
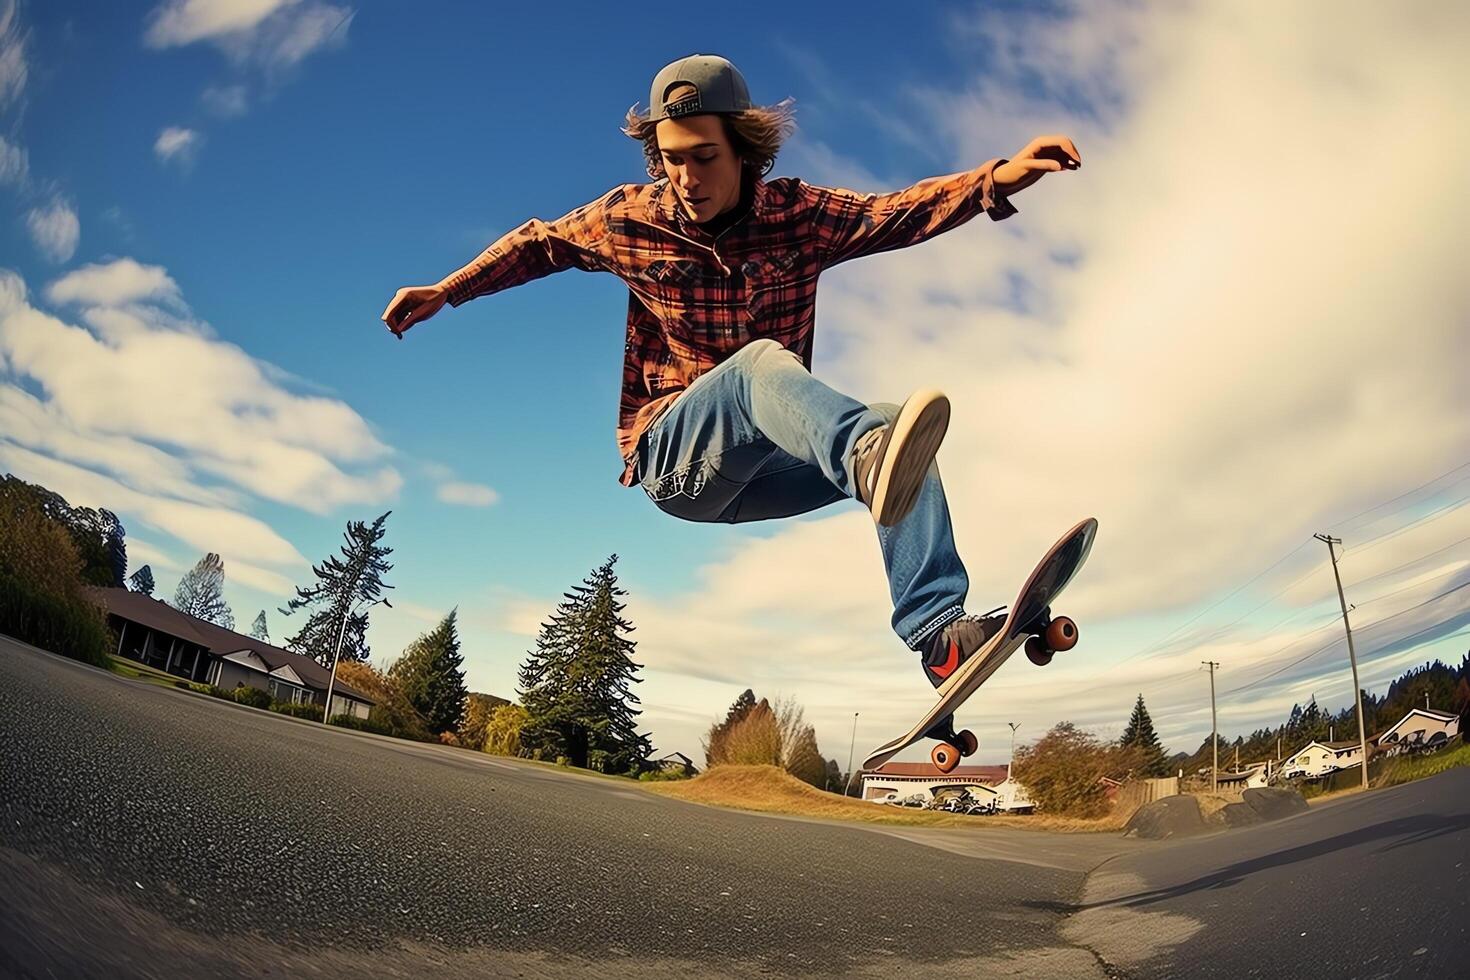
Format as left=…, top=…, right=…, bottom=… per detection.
left=650, top=171, right=771, bottom=231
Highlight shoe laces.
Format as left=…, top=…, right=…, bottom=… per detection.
left=851, top=426, right=886, bottom=501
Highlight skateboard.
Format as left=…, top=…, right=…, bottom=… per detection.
left=861, top=517, right=1098, bottom=774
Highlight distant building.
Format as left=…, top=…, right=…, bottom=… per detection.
left=1216, top=762, right=1272, bottom=791
left=860, top=762, right=1032, bottom=809
left=655, top=751, right=699, bottom=777
left=1279, top=740, right=1364, bottom=780
left=1371, top=708, right=1460, bottom=757
left=99, top=587, right=374, bottom=719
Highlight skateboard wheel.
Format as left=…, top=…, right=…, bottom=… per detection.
left=1044, top=616, right=1078, bottom=652
left=955, top=729, right=978, bottom=756
left=1025, top=635, right=1054, bottom=666
left=931, top=742, right=961, bottom=774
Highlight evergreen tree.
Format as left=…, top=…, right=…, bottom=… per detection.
left=518, top=555, right=651, bottom=773
left=128, top=564, right=155, bottom=596
left=0, top=476, right=127, bottom=587
left=250, top=610, right=270, bottom=642
left=173, top=552, right=234, bottom=629
left=280, top=512, right=394, bottom=667
left=389, top=609, right=468, bottom=735
left=1119, top=693, right=1171, bottom=776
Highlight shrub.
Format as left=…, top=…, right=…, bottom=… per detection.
left=483, top=703, right=529, bottom=756
left=438, top=730, right=462, bottom=747
left=638, top=767, right=691, bottom=782
left=271, top=700, right=325, bottom=720
left=329, top=713, right=393, bottom=736
left=333, top=660, right=432, bottom=741
left=0, top=488, right=111, bottom=668
left=1013, top=722, right=1142, bottom=818
left=230, top=685, right=272, bottom=709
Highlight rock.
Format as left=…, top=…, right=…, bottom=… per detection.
left=1123, top=795, right=1208, bottom=839
left=1218, top=802, right=1264, bottom=827
left=1242, top=787, right=1309, bottom=821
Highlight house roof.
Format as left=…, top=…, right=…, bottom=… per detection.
left=97, top=587, right=374, bottom=704
left=1370, top=707, right=1460, bottom=743
left=865, top=762, right=1012, bottom=783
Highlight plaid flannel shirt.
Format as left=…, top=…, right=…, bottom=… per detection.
left=442, top=160, right=1017, bottom=486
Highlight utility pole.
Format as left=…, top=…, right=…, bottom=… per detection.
left=1316, top=533, right=1371, bottom=790
left=1203, top=661, right=1220, bottom=792
left=1008, top=723, right=1021, bottom=778
left=843, top=712, right=860, bottom=798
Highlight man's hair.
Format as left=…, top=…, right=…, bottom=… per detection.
left=622, top=85, right=797, bottom=180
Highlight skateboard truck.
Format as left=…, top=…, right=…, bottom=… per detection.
left=1023, top=609, right=1079, bottom=666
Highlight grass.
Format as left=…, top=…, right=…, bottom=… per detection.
left=107, top=655, right=192, bottom=691
left=1373, top=740, right=1470, bottom=788
left=643, top=764, right=1126, bottom=832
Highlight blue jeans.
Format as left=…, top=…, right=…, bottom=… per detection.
left=635, top=339, right=969, bottom=651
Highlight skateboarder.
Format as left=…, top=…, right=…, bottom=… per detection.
left=382, top=54, right=1081, bottom=692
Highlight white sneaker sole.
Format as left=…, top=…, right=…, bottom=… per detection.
left=870, top=389, right=950, bottom=527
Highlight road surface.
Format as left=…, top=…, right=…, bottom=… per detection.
left=2, top=635, right=1466, bottom=978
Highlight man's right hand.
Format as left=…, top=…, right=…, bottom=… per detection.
left=381, top=283, right=449, bottom=339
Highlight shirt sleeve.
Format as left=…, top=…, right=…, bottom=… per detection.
left=810, top=159, right=1018, bottom=268
left=442, top=187, right=621, bottom=307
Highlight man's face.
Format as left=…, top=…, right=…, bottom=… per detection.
left=654, top=113, right=743, bottom=225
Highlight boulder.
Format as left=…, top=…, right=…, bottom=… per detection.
left=1242, top=787, right=1309, bottom=821
left=1123, top=795, right=1208, bottom=840
left=1218, top=801, right=1264, bottom=828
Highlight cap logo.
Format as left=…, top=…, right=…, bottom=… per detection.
left=665, top=92, right=702, bottom=118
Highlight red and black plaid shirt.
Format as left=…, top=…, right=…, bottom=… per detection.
left=442, top=160, right=1017, bottom=486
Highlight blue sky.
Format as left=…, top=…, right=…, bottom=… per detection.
left=3, top=1, right=1468, bottom=765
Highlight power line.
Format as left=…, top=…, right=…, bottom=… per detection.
left=1342, top=490, right=1470, bottom=558
left=1219, top=578, right=1470, bottom=698
left=1332, top=461, right=1470, bottom=531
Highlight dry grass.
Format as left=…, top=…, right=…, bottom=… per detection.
left=644, top=765, right=1126, bottom=833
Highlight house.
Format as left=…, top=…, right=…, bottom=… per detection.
left=1216, top=762, right=1272, bottom=791
left=1279, top=740, right=1364, bottom=780
left=99, top=587, right=374, bottom=719
left=988, top=775, right=1035, bottom=812
left=655, top=751, right=699, bottom=777
left=1371, top=708, right=1461, bottom=757
left=861, top=762, right=1018, bottom=806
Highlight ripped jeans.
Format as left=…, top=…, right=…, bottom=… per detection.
left=634, top=338, right=969, bottom=651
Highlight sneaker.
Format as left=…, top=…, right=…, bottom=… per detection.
left=850, top=389, right=950, bottom=527
left=919, top=608, right=1008, bottom=689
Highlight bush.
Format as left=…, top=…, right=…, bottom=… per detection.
left=638, top=767, right=691, bottom=782
left=483, top=703, right=529, bottom=756
left=271, top=700, right=325, bottom=720
left=230, top=685, right=272, bottom=709
left=329, top=713, right=393, bottom=735
left=0, top=493, right=112, bottom=668
left=1014, top=722, right=1143, bottom=818
left=438, top=730, right=462, bottom=747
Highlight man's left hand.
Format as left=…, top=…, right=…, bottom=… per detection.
left=994, top=135, right=1081, bottom=193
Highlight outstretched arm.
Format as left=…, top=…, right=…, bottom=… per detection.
left=813, top=135, right=1081, bottom=268
left=381, top=188, right=618, bottom=339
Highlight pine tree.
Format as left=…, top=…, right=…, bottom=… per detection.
left=128, top=564, right=155, bottom=596
left=1119, top=693, right=1171, bottom=776
left=250, top=610, right=269, bottom=642
left=388, top=610, right=468, bottom=735
left=518, top=555, right=650, bottom=773
left=173, top=552, right=234, bottom=629
left=280, top=512, right=394, bottom=667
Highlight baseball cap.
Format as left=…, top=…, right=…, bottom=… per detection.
left=647, top=54, right=753, bottom=121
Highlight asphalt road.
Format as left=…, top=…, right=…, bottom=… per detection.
left=2, top=635, right=1467, bottom=978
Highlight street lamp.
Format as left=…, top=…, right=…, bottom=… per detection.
left=1008, top=723, right=1021, bottom=779
left=321, top=595, right=390, bottom=723
left=843, top=712, right=860, bottom=798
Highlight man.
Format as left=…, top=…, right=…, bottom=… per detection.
left=382, top=54, right=1079, bottom=729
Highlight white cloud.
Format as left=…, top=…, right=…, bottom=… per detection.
left=0, top=0, right=26, bottom=111
left=0, top=133, right=26, bottom=186
left=25, top=199, right=79, bottom=263
left=436, top=480, right=498, bottom=507
left=0, top=266, right=402, bottom=520
left=200, top=83, right=248, bottom=116
left=144, top=0, right=353, bottom=72
left=488, top=0, right=1470, bottom=764
left=154, top=126, right=202, bottom=167
left=46, top=258, right=182, bottom=309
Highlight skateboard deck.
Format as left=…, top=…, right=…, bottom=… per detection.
left=861, top=517, right=1098, bottom=772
